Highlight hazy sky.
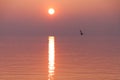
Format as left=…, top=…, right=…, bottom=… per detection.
left=0, top=0, right=120, bottom=37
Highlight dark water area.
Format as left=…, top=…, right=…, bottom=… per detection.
left=0, top=36, right=120, bottom=80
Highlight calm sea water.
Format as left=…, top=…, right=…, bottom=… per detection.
left=0, top=36, right=120, bottom=80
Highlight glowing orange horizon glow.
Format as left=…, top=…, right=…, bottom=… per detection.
left=48, top=8, right=55, bottom=15
left=48, top=36, right=55, bottom=80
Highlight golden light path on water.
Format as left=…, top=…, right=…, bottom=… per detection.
left=48, top=36, right=55, bottom=80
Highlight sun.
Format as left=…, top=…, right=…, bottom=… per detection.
left=48, top=8, right=55, bottom=15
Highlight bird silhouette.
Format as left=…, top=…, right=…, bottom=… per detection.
left=80, top=30, right=83, bottom=36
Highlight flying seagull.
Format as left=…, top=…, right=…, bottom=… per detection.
left=80, top=30, right=83, bottom=36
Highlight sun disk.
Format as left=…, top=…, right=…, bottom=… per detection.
left=48, top=8, right=55, bottom=15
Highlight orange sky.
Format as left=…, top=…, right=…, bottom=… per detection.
left=1, top=0, right=119, bottom=17
left=0, top=0, right=120, bottom=36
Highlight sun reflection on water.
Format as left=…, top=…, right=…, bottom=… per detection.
left=48, top=36, right=55, bottom=80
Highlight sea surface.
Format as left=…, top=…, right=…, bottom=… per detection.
left=0, top=36, right=120, bottom=80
